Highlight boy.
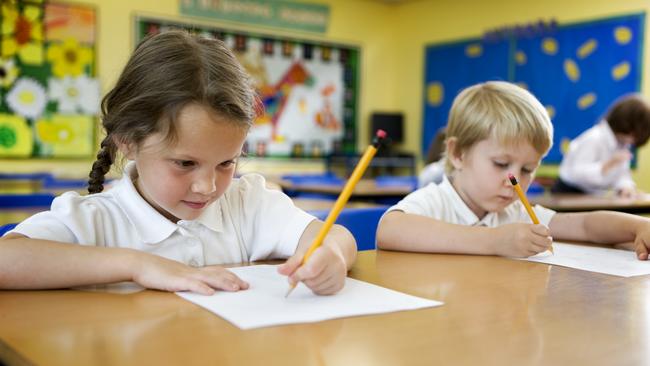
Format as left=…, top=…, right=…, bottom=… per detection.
left=376, top=81, right=650, bottom=260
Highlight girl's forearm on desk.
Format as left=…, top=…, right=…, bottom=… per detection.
left=0, top=235, right=139, bottom=289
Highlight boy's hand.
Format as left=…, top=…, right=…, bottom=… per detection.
left=278, top=244, right=347, bottom=295
left=495, top=223, right=553, bottom=258
left=132, top=253, right=249, bottom=295
left=633, top=226, right=650, bottom=261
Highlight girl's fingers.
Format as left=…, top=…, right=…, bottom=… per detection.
left=277, top=254, right=303, bottom=277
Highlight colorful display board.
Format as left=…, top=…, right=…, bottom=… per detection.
left=136, top=16, right=360, bottom=158
left=423, top=14, right=643, bottom=163
left=0, top=1, right=98, bottom=158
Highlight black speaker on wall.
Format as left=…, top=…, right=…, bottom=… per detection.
left=370, top=112, right=403, bottom=144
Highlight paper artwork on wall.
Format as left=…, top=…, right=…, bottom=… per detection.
left=0, top=1, right=98, bottom=158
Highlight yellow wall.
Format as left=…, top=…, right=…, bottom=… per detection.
left=3, top=0, right=650, bottom=189
left=0, top=0, right=396, bottom=177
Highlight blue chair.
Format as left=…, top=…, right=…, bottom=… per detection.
left=308, top=206, right=389, bottom=251
left=0, top=223, right=17, bottom=236
left=0, top=193, right=56, bottom=208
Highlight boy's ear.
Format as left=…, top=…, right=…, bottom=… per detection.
left=446, top=137, right=464, bottom=170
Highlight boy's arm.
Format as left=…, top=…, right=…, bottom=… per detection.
left=0, top=233, right=137, bottom=289
left=377, top=210, right=497, bottom=255
left=376, top=211, right=552, bottom=257
left=549, top=211, right=650, bottom=259
left=549, top=211, right=643, bottom=243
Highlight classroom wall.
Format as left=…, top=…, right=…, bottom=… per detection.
left=3, top=0, right=650, bottom=189
left=391, top=0, right=650, bottom=190
left=0, top=0, right=397, bottom=177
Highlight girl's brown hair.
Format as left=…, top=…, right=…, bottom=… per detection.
left=88, top=30, right=256, bottom=194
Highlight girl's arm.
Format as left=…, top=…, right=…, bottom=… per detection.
left=549, top=211, right=650, bottom=259
left=376, top=210, right=552, bottom=257
left=0, top=234, right=248, bottom=293
left=278, top=220, right=356, bottom=295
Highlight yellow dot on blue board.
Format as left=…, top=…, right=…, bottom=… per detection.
left=515, top=51, right=526, bottom=65
left=612, top=61, right=630, bottom=81
left=545, top=105, right=555, bottom=119
left=577, top=39, right=597, bottom=59
left=541, top=38, right=558, bottom=55
left=577, top=92, right=596, bottom=110
left=564, top=59, right=580, bottom=82
left=560, top=137, right=571, bottom=155
left=614, top=26, right=632, bottom=45
left=465, top=44, right=482, bottom=58
left=427, top=82, right=444, bottom=107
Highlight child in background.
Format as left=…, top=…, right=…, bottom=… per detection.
left=377, top=81, right=650, bottom=260
left=553, top=95, right=650, bottom=198
left=0, top=30, right=356, bottom=295
left=418, top=127, right=446, bottom=187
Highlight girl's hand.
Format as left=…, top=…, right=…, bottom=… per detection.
left=278, top=244, right=347, bottom=295
left=494, top=223, right=553, bottom=258
left=132, top=253, right=249, bottom=295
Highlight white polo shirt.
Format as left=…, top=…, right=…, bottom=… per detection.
left=559, top=120, right=635, bottom=193
left=7, top=163, right=316, bottom=266
left=385, top=175, right=556, bottom=227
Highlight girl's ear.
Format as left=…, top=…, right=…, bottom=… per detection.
left=113, top=136, right=136, bottom=160
left=446, top=137, right=464, bottom=170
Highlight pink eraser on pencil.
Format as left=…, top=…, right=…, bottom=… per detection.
left=507, top=173, right=517, bottom=185
left=376, top=129, right=387, bottom=138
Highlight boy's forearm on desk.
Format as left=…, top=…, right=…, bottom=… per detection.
left=553, top=211, right=648, bottom=244
left=376, top=212, right=498, bottom=255
left=0, top=236, right=139, bottom=289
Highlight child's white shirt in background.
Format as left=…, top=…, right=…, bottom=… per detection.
left=385, top=175, right=555, bottom=227
left=8, top=162, right=315, bottom=266
left=559, top=120, right=635, bottom=193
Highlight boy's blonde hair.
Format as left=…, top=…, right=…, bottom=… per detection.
left=444, top=81, right=553, bottom=174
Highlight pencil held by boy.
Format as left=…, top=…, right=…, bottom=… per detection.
left=0, top=30, right=356, bottom=294
left=554, top=94, right=650, bottom=198
left=376, top=81, right=650, bottom=260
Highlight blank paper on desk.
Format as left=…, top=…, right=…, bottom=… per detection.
left=176, top=264, right=442, bottom=329
left=523, top=242, right=650, bottom=277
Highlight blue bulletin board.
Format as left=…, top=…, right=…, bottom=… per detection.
left=422, top=14, right=644, bottom=163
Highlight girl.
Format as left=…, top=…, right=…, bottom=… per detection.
left=0, top=30, right=356, bottom=295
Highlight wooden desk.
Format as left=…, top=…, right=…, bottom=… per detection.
left=530, top=193, right=650, bottom=213
left=1, top=250, right=648, bottom=365
left=277, top=178, right=413, bottom=200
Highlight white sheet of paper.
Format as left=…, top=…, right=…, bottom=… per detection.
left=522, top=242, right=650, bottom=277
left=176, top=264, right=442, bottom=329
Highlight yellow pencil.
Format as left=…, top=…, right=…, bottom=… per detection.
left=285, top=130, right=388, bottom=297
left=508, top=173, right=554, bottom=254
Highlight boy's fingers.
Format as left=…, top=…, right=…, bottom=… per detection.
left=635, top=239, right=649, bottom=260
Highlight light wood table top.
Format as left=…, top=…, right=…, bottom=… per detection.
left=530, top=193, right=650, bottom=213
left=1, top=250, right=649, bottom=365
